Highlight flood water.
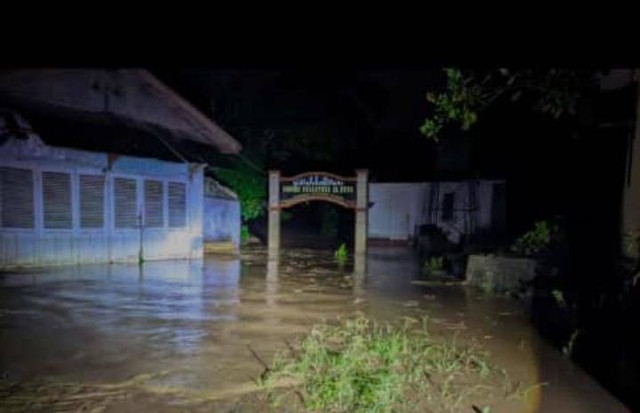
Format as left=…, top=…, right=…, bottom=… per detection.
left=0, top=247, right=630, bottom=412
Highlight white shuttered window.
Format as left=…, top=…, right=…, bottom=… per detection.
left=80, top=175, right=105, bottom=229
left=144, top=180, right=164, bottom=228
left=114, top=177, right=138, bottom=228
left=42, top=171, right=72, bottom=229
left=0, top=167, right=34, bottom=229
left=168, top=182, right=186, bottom=228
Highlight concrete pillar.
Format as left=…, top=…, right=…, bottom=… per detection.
left=268, top=170, right=281, bottom=258
left=355, top=169, right=368, bottom=256
left=621, top=72, right=640, bottom=257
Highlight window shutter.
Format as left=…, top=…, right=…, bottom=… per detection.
left=114, top=177, right=138, bottom=228
left=0, top=167, right=34, bottom=228
left=168, top=182, right=186, bottom=228
left=80, top=175, right=105, bottom=229
left=144, top=180, right=164, bottom=228
left=42, top=171, right=72, bottom=229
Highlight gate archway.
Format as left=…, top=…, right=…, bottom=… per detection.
left=268, top=170, right=368, bottom=256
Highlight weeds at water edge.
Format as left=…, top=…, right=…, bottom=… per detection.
left=257, top=315, right=512, bottom=413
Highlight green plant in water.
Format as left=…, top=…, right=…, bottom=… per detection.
left=335, top=243, right=348, bottom=266
left=258, top=315, right=507, bottom=413
left=240, top=224, right=251, bottom=243
left=423, top=256, right=445, bottom=277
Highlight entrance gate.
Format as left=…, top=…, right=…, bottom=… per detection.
left=268, top=170, right=369, bottom=256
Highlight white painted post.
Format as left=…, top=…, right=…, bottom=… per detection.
left=355, top=169, right=368, bottom=256
left=268, top=170, right=281, bottom=257
left=353, top=252, right=366, bottom=298
left=266, top=258, right=279, bottom=307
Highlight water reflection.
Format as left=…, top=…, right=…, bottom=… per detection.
left=266, top=257, right=279, bottom=308
left=0, top=247, right=630, bottom=412
left=0, top=259, right=243, bottom=384
left=352, top=253, right=366, bottom=299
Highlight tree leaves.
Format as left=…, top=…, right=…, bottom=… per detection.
left=215, top=161, right=267, bottom=222
left=420, top=68, right=592, bottom=141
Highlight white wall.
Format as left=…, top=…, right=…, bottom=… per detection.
left=204, top=197, right=241, bottom=250
left=368, top=183, right=427, bottom=241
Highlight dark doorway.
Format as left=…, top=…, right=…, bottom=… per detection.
left=281, top=202, right=354, bottom=250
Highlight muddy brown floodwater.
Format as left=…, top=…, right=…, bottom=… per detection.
left=0, top=247, right=631, bottom=412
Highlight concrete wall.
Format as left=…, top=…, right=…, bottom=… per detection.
left=203, top=196, right=240, bottom=253
left=369, top=183, right=426, bottom=241
left=368, top=180, right=504, bottom=244
left=466, top=254, right=537, bottom=293
left=0, top=136, right=205, bottom=268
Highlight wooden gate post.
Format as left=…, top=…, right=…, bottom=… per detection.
left=355, top=169, right=368, bottom=256
left=268, top=170, right=281, bottom=257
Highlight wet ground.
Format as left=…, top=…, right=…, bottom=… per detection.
left=0, top=247, right=631, bottom=412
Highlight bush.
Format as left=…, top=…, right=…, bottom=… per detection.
left=240, top=224, right=251, bottom=243
left=510, top=220, right=561, bottom=257
left=215, top=162, right=267, bottom=224
left=423, top=256, right=445, bottom=277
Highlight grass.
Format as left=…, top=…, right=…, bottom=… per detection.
left=258, top=315, right=509, bottom=413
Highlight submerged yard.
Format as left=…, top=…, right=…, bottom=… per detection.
left=0, top=247, right=629, bottom=412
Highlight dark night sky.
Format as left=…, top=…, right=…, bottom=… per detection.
left=152, top=69, right=442, bottom=181
left=153, top=68, right=632, bottom=243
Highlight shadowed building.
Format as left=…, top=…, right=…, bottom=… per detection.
left=368, top=180, right=505, bottom=246
left=0, top=69, right=242, bottom=268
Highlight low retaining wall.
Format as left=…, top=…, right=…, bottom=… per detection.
left=466, top=254, right=537, bottom=293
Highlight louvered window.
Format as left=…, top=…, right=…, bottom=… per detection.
left=144, top=180, right=164, bottom=228
left=168, top=182, right=186, bottom=228
left=80, top=175, right=105, bottom=229
left=0, top=167, right=34, bottom=228
left=42, top=171, right=72, bottom=229
left=114, top=177, right=138, bottom=228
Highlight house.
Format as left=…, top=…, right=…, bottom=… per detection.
left=367, top=180, right=506, bottom=246
left=0, top=69, right=242, bottom=268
